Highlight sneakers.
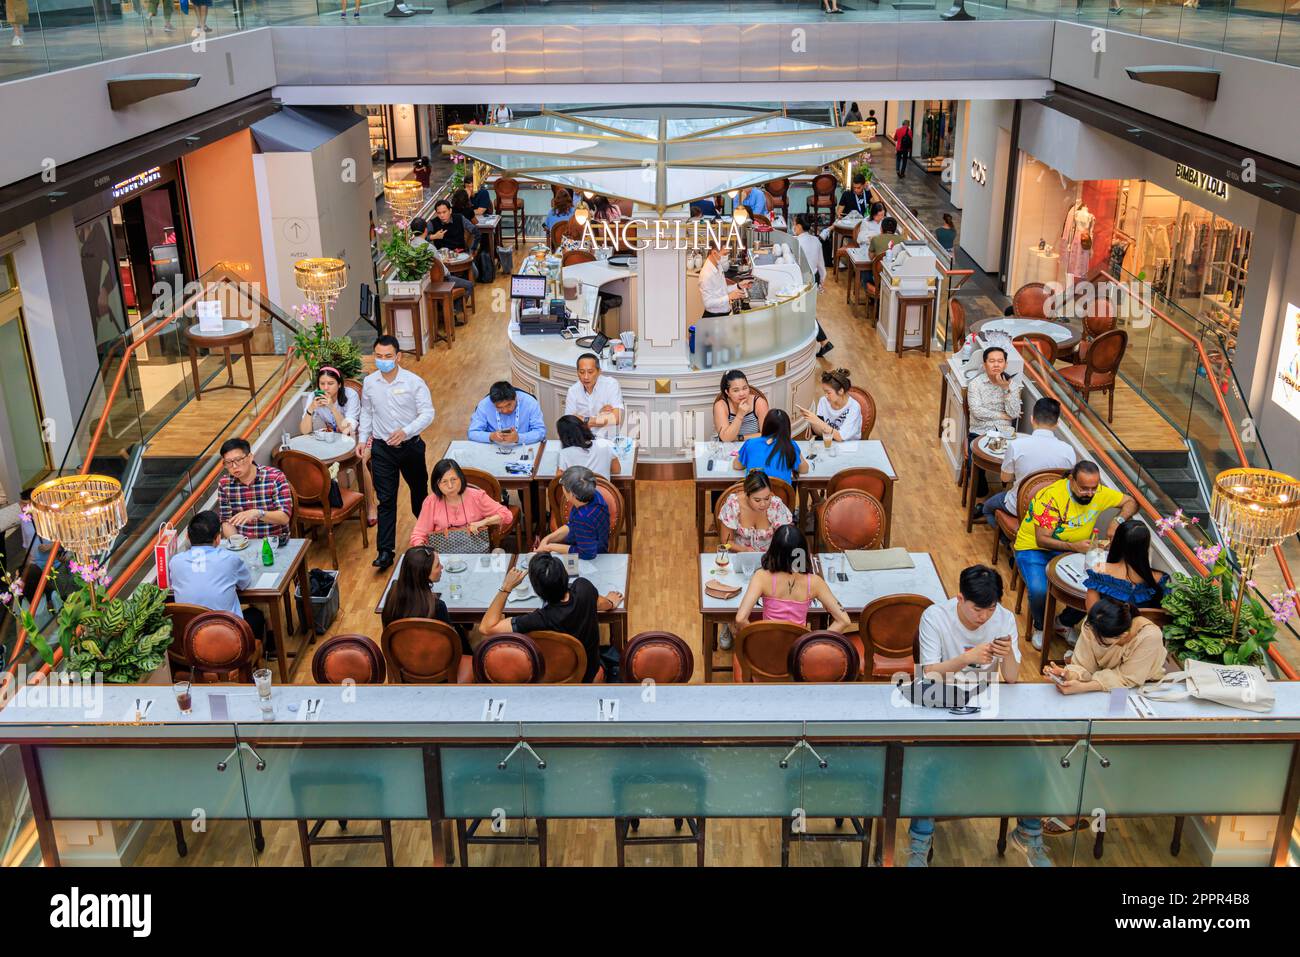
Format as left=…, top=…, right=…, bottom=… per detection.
left=353, top=9, right=360, bottom=16
left=1031, top=629, right=1043, bottom=651
left=906, top=834, right=931, bottom=867
left=1009, top=825, right=1053, bottom=867
left=12, top=34, right=23, bottom=46
left=816, top=341, right=835, bottom=358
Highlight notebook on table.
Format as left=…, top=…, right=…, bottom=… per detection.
left=844, top=548, right=915, bottom=572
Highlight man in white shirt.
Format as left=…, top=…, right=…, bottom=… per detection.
left=697, top=246, right=748, bottom=318
left=792, top=214, right=835, bottom=359
left=564, top=354, right=624, bottom=442
left=982, top=397, right=1077, bottom=529
left=358, top=334, right=436, bottom=570
left=909, top=565, right=1051, bottom=868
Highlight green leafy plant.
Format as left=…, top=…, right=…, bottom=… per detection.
left=1160, top=544, right=1277, bottom=667
left=291, top=316, right=363, bottom=380
left=377, top=222, right=436, bottom=282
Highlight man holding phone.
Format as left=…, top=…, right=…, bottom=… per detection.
left=468, top=380, right=546, bottom=446
left=907, top=565, right=1053, bottom=867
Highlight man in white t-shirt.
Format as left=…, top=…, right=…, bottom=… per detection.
left=908, top=564, right=1052, bottom=868
left=982, top=397, right=1077, bottom=529
left=564, top=353, right=624, bottom=441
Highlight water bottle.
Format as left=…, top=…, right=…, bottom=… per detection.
left=261, top=536, right=274, bottom=567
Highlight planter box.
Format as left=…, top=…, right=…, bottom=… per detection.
left=387, top=278, right=427, bottom=298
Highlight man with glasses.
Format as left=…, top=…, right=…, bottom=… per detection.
left=216, top=438, right=292, bottom=541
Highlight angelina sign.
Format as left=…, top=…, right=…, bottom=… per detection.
left=581, top=218, right=745, bottom=251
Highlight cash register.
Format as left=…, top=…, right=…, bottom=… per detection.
left=512, top=274, right=571, bottom=335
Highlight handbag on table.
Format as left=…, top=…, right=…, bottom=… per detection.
left=1139, top=659, right=1275, bottom=713
left=428, top=528, right=492, bottom=554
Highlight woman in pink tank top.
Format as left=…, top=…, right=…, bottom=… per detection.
left=734, top=526, right=852, bottom=633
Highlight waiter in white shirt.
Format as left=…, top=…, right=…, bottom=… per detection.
left=793, top=214, right=835, bottom=359
left=358, top=334, right=436, bottom=570
left=564, top=353, right=624, bottom=441
left=697, top=246, right=750, bottom=318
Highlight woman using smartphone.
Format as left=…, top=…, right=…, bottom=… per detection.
left=798, top=368, right=862, bottom=441
left=298, top=366, right=375, bottom=526
left=713, top=370, right=769, bottom=442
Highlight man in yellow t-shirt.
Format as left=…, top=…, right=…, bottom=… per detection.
left=1013, top=461, right=1138, bottom=651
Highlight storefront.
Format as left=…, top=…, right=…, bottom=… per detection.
left=913, top=100, right=958, bottom=188
left=1008, top=152, right=1251, bottom=350
left=0, top=252, right=50, bottom=492
left=71, top=160, right=194, bottom=365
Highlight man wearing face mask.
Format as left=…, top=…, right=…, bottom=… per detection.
left=359, top=335, right=436, bottom=571
left=698, top=246, right=750, bottom=318
left=1013, top=460, right=1138, bottom=651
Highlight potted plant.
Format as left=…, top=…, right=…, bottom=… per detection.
left=1, top=559, right=173, bottom=683
left=377, top=221, right=436, bottom=297
left=290, top=309, right=363, bottom=380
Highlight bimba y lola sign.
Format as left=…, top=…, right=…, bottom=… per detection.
left=1175, top=163, right=1229, bottom=200
left=580, top=218, right=745, bottom=251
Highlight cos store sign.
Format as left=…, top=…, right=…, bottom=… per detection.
left=970, top=159, right=988, bottom=186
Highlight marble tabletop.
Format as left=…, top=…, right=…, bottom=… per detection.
left=972, top=316, right=1078, bottom=344
left=289, top=432, right=357, bottom=462
left=1051, top=552, right=1090, bottom=597
left=377, top=551, right=629, bottom=615
left=187, top=319, right=251, bottom=339
left=699, top=551, right=945, bottom=614
left=693, top=440, right=896, bottom=482
left=441, top=439, right=541, bottom=480
left=220, top=536, right=308, bottom=594
left=537, top=439, right=637, bottom=480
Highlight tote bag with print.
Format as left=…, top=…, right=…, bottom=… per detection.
left=1139, top=659, right=1275, bottom=713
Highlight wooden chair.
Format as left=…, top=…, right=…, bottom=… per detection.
left=380, top=618, right=469, bottom=684
left=460, top=467, right=522, bottom=550
left=732, top=621, right=808, bottom=682
left=301, top=633, right=394, bottom=867
left=992, top=467, right=1070, bottom=625
left=458, top=631, right=550, bottom=866
left=526, top=629, right=603, bottom=683
left=817, top=489, right=887, bottom=552
left=847, top=386, right=877, bottom=440
left=1060, top=329, right=1127, bottom=423
left=782, top=630, right=870, bottom=866
left=765, top=178, right=791, bottom=219
left=1076, top=304, right=1117, bottom=363
left=1013, top=333, right=1058, bottom=364
left=710, top=477, right=796, bottom=546
left=184, top=611, right=261, bottom=683
left=826, top=468, right=894, bottom=547
left=614, top=631, right=705, bottom=866
left=163, top=602, right=208, bottom=682
left=947, top=297, right=967, bottom=350
left=866, top=254, right=885, bottom=325
left=1011, top=282, right=1052, bottom=319
left=275, top=449, right=368, bottom=569
left=472, top=632, right=545, bottom=683
left=546, top=475, right=626, bottom=553
left=431, top=254, right=473, bottom=322
left=807, top=173, right=838, bottom=225
left=548, top=218, right=574, bottom=250
left=854, top=594, right=931, bottom=680
left=493, top=177, right=523, bottom=247
left=562, top=249, right=596, bottom=267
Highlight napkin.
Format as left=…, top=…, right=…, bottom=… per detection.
left=839, top=441, right=860, bottom=453
left=256, top=572, right=278, bottom=588
left=845, top=548, right=915, bottom=572
left=705, top=580, right=742, bottom=600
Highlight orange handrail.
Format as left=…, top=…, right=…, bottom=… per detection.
left=1018, top=347, right=1298, bottom=680
left=5, top=274, right=301, bottom=678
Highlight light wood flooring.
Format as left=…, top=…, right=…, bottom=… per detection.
left=126, top=267, right=1297, bottom=868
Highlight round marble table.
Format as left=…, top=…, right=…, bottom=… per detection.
left=184, top=319, right=256, bottom=400
left=288, top=432, right=357, bottom=466
left=969, top=316, right=1083, bottom=354
left=1042, top=552, right=1091, bottom=670
left=964, top=429, right=1013, bottom=533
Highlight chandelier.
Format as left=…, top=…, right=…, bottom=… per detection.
left=384, top=179, right=425, bottom=221
left=29, top=475, right=128, bottom=561
left=293, top=257, right=349, bottom=306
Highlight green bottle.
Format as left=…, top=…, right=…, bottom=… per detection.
left=261, top=536, right=274, bottom=567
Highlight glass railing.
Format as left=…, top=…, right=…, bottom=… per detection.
left=3, top=1, right=1299, bottom=85
left=0, top=266, right=308, bottom=677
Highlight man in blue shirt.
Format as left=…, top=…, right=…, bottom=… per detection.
left=169, top=510, right=269, bottom=649
left=740, top=186, right=768, bottom=218
left=537, top=467, right=609, bottom=560
left=468, top=381, right=546, bottom=445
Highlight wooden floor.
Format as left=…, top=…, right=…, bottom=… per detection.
left=127, top=266, right=1297, bottom=868
left=143, top=356, right=295, bottom=458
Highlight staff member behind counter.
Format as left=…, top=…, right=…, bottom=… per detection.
left=698, top=247, right=751, bottom=318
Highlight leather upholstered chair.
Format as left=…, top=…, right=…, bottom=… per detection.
left=275, top=449, right=367, bottom=569
left=184, top=611, right=260, bottom=683
left=381, top=618, right=469, bottom=684
left=621, top=631, right=694, bottom=684
left=852, top=594, right=932, bottom=681
left=164, top=602, right=208, bottom=682
left=1011, top=282, right=1052, bottom=319
left=817, top=489, right=887, bottom=552
left=847, top=386, right=877, bottom=440
left=472, top=632, right=545, bottom=683
left=732, top=620, right=808, bottom=683
left=1060, top=329, right=1127, bottom=423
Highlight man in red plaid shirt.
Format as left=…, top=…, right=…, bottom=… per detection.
left=217, top=438, right=293, bottom=539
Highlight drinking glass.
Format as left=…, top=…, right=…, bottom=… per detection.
left=715, top=544, right=731, bottom=569
left=173, top=681, right=192, bottom=715
left=253, top=668, right=273, bottom=701
left=450, top=582, right=464, bottom=601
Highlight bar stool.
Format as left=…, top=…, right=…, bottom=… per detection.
left=494, top=177, right=524, bottom=247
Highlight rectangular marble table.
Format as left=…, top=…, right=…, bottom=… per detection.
left=226, top=537, right=314, bottom=683
left=440, top=439, right=542, bottom=549
left=536, top=439, right=639, bottom=550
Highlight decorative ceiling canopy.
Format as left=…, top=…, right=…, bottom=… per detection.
left=455, top=105, right=865, bottom=213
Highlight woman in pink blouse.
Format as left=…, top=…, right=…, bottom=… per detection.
left=717, top=470, right=793, bottom=552
left=409, top=459, right=513, bottom=548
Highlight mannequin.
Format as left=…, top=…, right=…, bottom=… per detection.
left=1061, top=201, right=1095, bottom=277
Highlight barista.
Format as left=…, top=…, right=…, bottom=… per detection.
left=698, top=246, right=751, bottom=318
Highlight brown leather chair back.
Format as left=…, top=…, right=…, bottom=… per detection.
left=526, top=629, right=589, bottom=683
left=460, top=467, right=517, bottom=547
left=473, top=633, right=544, bottom=683
left=1083, top=307, right=1117, bottom=340
left=184, top=611, right=259, bottom=683
left=734, top=621, right=808, bottom=682
left=1012, top=282, right=1052, bottom=319
left=345, top=378, right=364, bottom=399
left=847, top=386, right=877, bottom=439
left=164, top=602, right=209, bottom=670
left=948, top=297, right=967, bottom=347
left=312, top=634, right=387, bottom=684
left=1014, top=333, right=1058, bottom=364
left=546, top=477, right=625, bottom=549
left=622, top=631, right=694, bottom=684
left=380, top=618, right=462, bottom=684
left=1084, top=329, right=1127, bottom=378
left=494, top=177, right=520, bottom=209
left=859, top=595, right=931, bottom=681
left=549, top=219, right=574, bottom=249
left=275, top=448, right=329, bottom=505
left=789, top=631, right=860, bottom=682
left=826, top=467, right=890, bottom=502
left=817, top=489, right=887, bottom=552
left=1017, top=467, right=1070, bottom=519
left=765, top=178, right=791, bottom=200
left=712, top=477, right=795, bottom=531
left=811, top=173, right=838, bottom=206
left=562, top=250, right=596, bottom=267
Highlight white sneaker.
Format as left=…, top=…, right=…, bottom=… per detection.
left=906, top=834, right=931, bottom=867
left=12, top=35, right=23, bottom=46
left=1031, top=629, right=1043, bottom=651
